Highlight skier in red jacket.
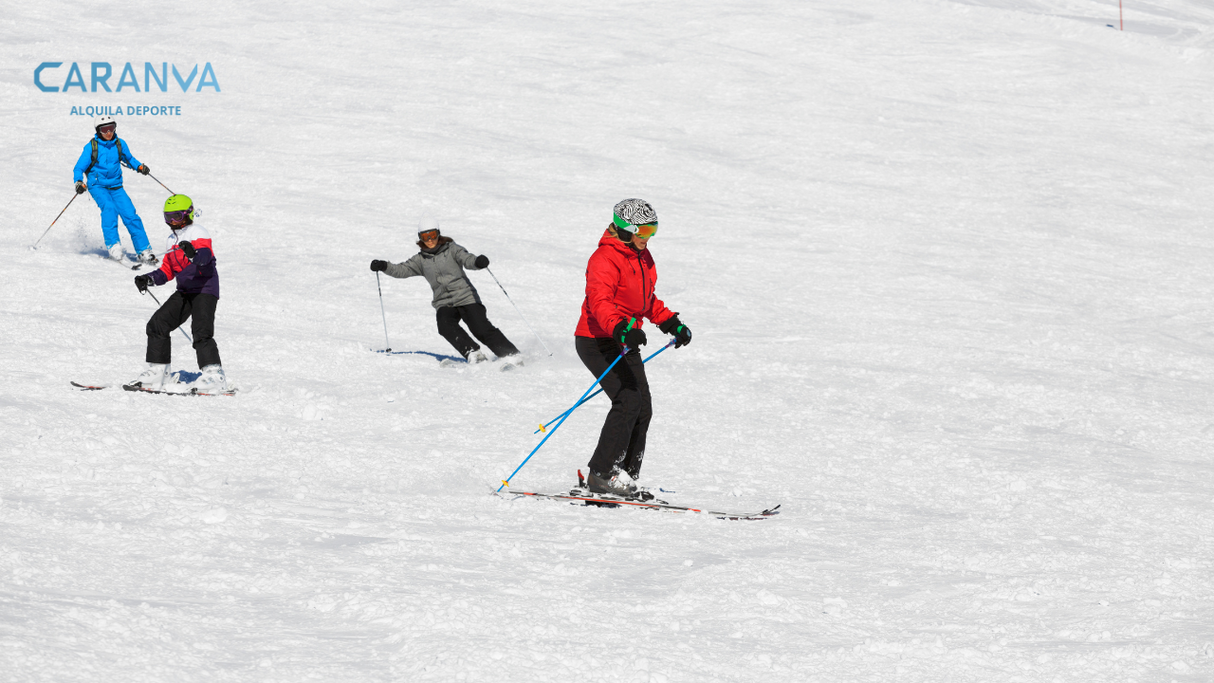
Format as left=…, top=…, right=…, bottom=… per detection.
left=575, top=198, right=692, bottom=497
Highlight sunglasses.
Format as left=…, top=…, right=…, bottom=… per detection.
left=164, top=210, right=191, bottom=226
left=419, top=229, right=440, bottom=241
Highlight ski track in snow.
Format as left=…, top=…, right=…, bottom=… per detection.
left=2, top=0, right=1213, bottom=681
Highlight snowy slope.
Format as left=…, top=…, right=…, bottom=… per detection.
left=2, top=0, right=1213, bottom=680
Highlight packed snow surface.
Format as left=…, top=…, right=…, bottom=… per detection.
left=2, top=0, right=1213, bottom=681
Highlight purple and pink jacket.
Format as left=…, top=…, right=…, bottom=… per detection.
left=149, top=223, right=220, bottom=298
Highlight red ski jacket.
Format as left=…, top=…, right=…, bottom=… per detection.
left=576, top=229, right=676, bottom=339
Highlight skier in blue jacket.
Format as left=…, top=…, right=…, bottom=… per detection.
left=72, top=115, right=157, bottom=265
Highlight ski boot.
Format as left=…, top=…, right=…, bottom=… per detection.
left=586, top=469, right=640, bottom=497
left=125, top=363, right=168, bottom=391
left=193, top=364, right=229, bottom=394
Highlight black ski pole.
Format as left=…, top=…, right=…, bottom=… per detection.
left=144, top=289, right=193, bottom=343
left=123, top=160, right=175, bottom=195
left=486, top=266, right=551, bottom=356
left=147, top=172, right=174, bottom=195
left=376, top=272, right=391, bottom=352
left=31, top=191, right=81, bottom=250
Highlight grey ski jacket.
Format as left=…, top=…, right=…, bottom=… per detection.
left=384, top=239, right=484, bottom=310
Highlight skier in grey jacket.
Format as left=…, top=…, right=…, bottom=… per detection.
left=370, top=217, right=521, bottom=363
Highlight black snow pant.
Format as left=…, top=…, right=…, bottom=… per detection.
left=146, top=291, right=221, bottom=368
left=575, top=335, right=652, bottom=480
left=436, top=303, right=520, bottom=359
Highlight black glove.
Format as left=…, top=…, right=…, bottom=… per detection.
left=134, top=274, right=151, bottom=293
left=370, top=259, right=388, bottom=272
left=179, top=241, right=196, bottom=259
left=137, top=165, right=150, bottom=176
left=612, top=319, right=647, bottom=349
left=75, top=181, right=86, bottom=195
left=659, top=316, right=693, bottom=348
left=474, top=255, right=489, bottom=269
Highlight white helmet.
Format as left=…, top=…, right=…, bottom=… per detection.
left=417, top=215, right=440, bottom=236
left=93, top=115, right=117, bottom=133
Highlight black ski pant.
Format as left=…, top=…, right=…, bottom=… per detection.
left=576, top=335, right=652, bottom=480
left=436, top=303, right=520, bottom=359
left=146, top=291, right=221, bottom=368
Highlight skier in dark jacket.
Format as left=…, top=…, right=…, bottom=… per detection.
left=126, top=194, right=228, bottom=394
left=575, top=198, right=692, bottom=497
left=370, top=217, right=522, bottom=364
left=72, top=115, right=157, bottom=265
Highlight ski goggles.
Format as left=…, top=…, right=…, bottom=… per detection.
left=612, top=214, right=658, bottom=239
left=418, top=229, right=440, bottom=241
left=97, top=123, right=116, bottom=136
left=164, top=210, right=191, bottom=226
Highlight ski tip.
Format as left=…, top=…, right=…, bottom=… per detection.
left=714, top=504, right=780, bottom=520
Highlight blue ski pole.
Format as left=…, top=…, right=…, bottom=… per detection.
left=533, top=338, right=675, bottom=434
left=497, top=345, right=631, bottom=492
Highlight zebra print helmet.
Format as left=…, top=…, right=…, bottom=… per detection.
left=611, top=198, right=657, bottom=234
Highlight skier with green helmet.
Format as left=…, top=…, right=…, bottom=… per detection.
left=126, top=194, right=229, bottom=394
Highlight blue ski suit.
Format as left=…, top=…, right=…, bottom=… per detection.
left=72, top=135, right=150, bottom=254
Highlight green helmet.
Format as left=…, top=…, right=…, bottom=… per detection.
left=163, top=194, right=194, bottom=228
